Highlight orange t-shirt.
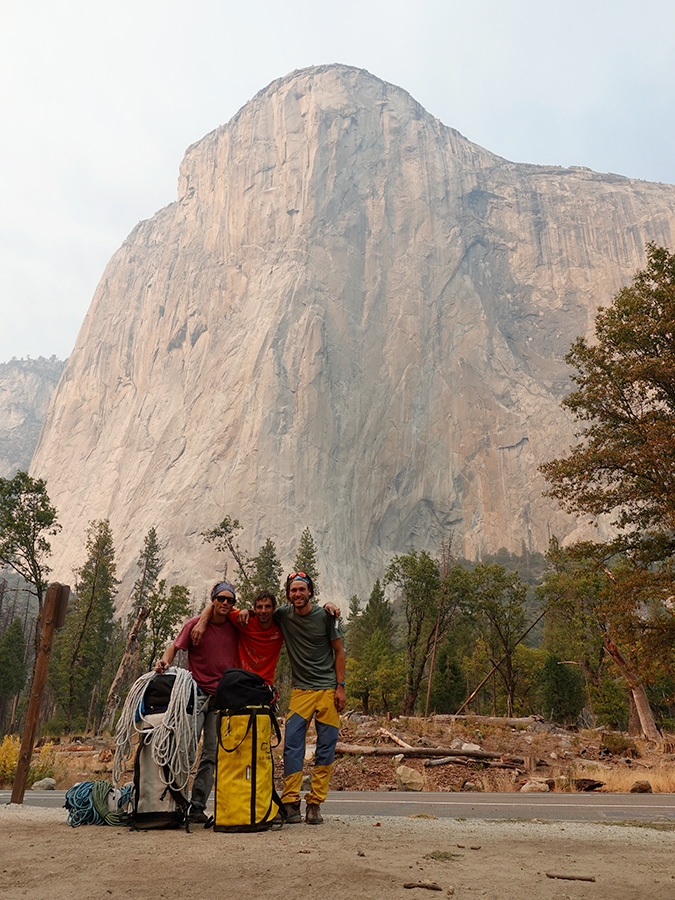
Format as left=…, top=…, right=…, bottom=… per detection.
left=227, top=610, right=284, bottom=685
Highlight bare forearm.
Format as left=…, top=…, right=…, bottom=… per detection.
left=155, top=642, right=177, bottom=672
left=191, top=603, right=214, bottom=645
left=334, top=644, right=346, bottom=684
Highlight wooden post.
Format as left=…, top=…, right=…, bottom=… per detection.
left=10, top=582, right=69, bottom=804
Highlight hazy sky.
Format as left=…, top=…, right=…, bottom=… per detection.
left=2, top=0, right=674, bottom=363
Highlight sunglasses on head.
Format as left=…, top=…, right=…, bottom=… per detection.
left=287, top=572, right=308, bottom=581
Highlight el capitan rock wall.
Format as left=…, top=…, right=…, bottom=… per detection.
left=31, top=65, right=675, bottom=607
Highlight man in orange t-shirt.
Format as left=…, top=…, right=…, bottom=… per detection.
left=229, top=590, right=284, bottom=686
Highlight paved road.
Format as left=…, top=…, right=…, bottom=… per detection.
left=323, top=790, right=675, bottom=822
left=4, top=790, right=675, bottom=823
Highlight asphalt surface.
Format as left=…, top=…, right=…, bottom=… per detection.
left=4, top=789, right=675, bottom=823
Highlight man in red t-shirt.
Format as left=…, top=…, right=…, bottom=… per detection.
left=229, top=590, right=284, bottom=686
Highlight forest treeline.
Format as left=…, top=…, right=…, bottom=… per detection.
left=0, top=500, right=669, bottom=739
left=3, top=245, right=675, bottom=739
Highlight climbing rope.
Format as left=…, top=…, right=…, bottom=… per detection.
left=64, top=780, right=132, bottom=827
left=113, top=668, right=199, bottom=791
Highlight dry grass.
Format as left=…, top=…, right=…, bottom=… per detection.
left=598, top=764, right=675, bottom=793
left=479, top=770, right=520, bottom=792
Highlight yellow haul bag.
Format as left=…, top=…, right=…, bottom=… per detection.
left=214, top=706, right=281, bottom=832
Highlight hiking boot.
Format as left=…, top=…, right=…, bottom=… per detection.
left=188, top=805, right=209, bottom=824
left=284, top=802, right=302, bottom=824
left=305, top=803, right=323, bottom=825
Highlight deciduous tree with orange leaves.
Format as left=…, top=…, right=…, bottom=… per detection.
left=540, top=245, right=675, bottom=739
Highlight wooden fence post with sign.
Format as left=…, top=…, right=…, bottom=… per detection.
left=10, top=582, right=70, bottom=804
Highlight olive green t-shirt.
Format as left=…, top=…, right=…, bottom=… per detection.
left=274, top=604, right=342, bottom=690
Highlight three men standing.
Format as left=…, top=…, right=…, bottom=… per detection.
left=157, top=570, right=346, bottom=825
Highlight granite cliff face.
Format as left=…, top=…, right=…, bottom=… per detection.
left=0, top=357, right=65, bottom=478
left=30, top=65, right=675, bottom=608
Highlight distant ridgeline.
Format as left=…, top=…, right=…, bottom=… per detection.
left=0, top=357, right=65, bottom=478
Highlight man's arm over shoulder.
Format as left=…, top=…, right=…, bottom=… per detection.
left=191, top=604, right=214, bottom=646
left=229, top=607, right=251, bottom=630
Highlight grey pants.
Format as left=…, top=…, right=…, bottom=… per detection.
left=189, top=693, right=218, bottom=810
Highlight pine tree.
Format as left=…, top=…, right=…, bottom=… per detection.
left=52, top=520, right=117, bottom=732
left=238, top=538, right=283, bottom=605
left=538, top=245, right=675, bottom=739
left=201, top=516, right=252, bottom=586
left=345, top=580, right=401, bottom=715
left=130, top=527, right=163, bottom=615
left=141, top=580, right=191, bottom=670
left=293, top=528, right=320, bottom=596
left=540, top=244, right=675, bottom=547
left=0, top=619, right=28, bottom=730
left=100, top=527, right=164, bottom=731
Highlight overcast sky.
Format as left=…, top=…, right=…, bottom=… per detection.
left=2, top=0, right=674, bottom=363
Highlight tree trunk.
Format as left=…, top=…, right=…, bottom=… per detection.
left=603, top=636, right=662, bottom=742
left=627, top=693, right=641, bottom=736
left=85, top=682, right=100, bottom=733
left=335, top=743, right=541, bottom=764
left=424, top=612, right=441, bottom=717
left=99, top=605, right=150, bottom=733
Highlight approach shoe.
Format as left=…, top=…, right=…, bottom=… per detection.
left=284, top=802, right=302, bottom=824
left=188, top=805, right=209, bottom=824
left=305, top=803, right=323, bottom=825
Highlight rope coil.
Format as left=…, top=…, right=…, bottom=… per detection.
left=64, top=780, right=132, bottom=827
left=113, top=668, right=200, bottom=791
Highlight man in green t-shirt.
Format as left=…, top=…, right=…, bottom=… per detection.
left=275, top=571, right=345, bottom=825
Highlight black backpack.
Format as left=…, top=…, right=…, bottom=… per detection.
left=213, top=667, right=275, bottom=711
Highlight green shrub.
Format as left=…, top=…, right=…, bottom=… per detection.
left=601, top=732, right=639, bottom=757
left=539, top=654, right=585, bottom=723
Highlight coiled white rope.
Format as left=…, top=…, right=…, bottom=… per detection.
left=113, top=668, right=200, bottom=792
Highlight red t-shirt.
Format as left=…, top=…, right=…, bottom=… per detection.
left=228, top=610, right=284, bottom=685
left=174, top=614, right=237, bottom=695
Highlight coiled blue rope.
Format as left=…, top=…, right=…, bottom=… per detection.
left=64, top=780, right=132, bottom=827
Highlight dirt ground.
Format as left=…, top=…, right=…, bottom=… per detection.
left=5, top=716, right=675, bottom=899
left=2, top=804, right=674, bottom=900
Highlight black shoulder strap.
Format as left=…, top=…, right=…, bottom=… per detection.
left=217, top=710, right=255, bottom=753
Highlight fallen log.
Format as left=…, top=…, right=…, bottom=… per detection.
left=378, top=727, right=413, bottom=748
left=424, top=755, right=522, bottom=770
left=433, top=715, right=541, bottom=727
left=335, top=742, right=545, bottom=766
left=424, top=756, right=470, bottom=767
